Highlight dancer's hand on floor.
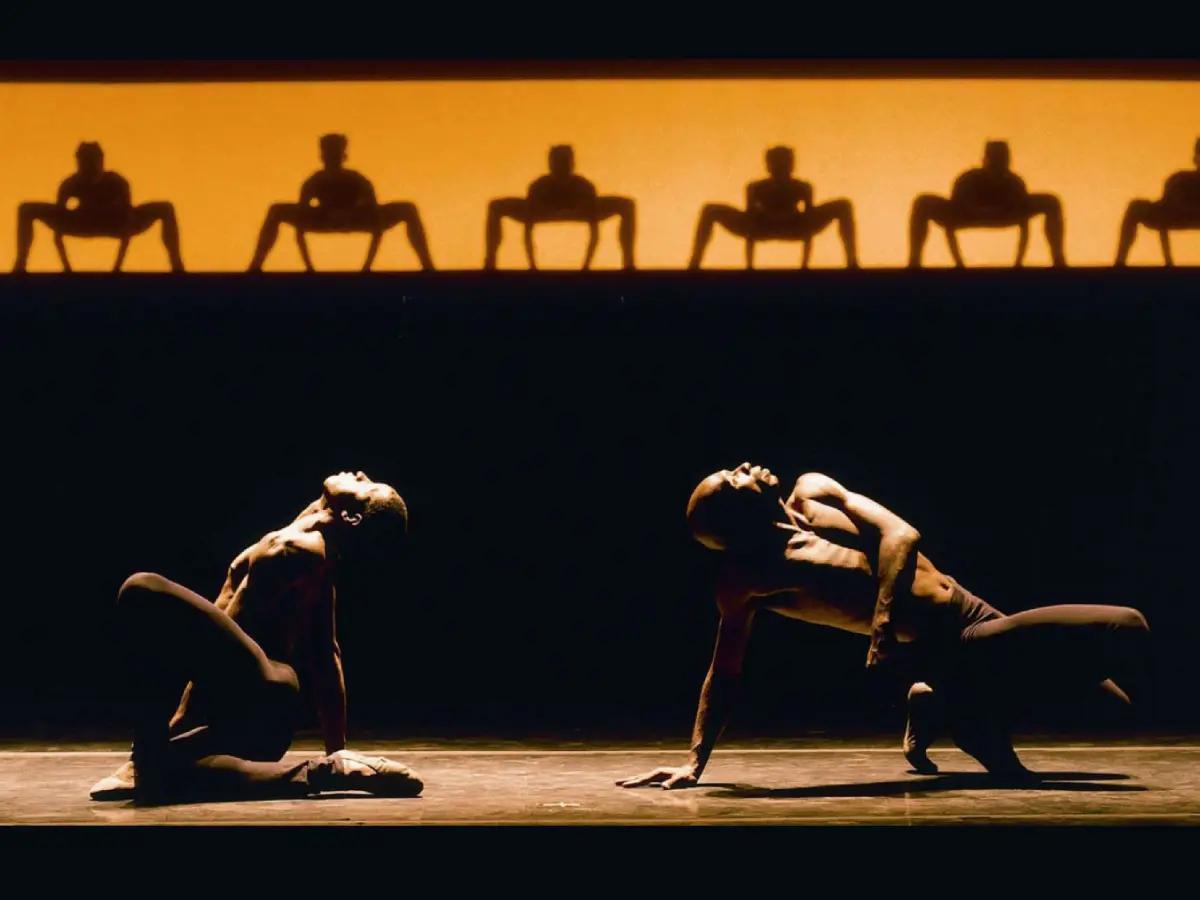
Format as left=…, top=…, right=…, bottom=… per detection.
left=616, top=765, right=698, bottom=790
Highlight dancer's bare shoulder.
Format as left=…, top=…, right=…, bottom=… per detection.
left=217, top=526, right=329, bottom=615
left=753, top=472, right=877, bottom=597
left=246, top=527, right=327, bottom=582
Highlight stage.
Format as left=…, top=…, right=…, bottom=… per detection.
left=1, top=269, right=1197, bottom=834
left=3, top=738, right=1198, bottom=826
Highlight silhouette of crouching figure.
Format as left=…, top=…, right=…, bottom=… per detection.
left=908, top=141, right=1065, bottom=268
left=14, top=142, right=184, bottom=273
left=688, top=146, right=858, bottom=270
left=484, top=145, right=636, bottom=270
left=248, top=134, right=434, bottom=272
left=1115, top=138, right=1200, bottom=267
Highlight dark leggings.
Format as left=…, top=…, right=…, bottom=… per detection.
left=116, top=572, right=317, bottom=801
left=930, top=595, right=1152, bottom=768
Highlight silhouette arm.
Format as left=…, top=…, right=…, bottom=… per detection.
left=789, top=473, right=920, bottom=666
left=616, top=590, right=757, bottom=790
left=1012, top=175, right=1031, bottom=264
left=799, top=181, right=813, bottom=214
left=48, top=178, right=79, bottom=267
left=948, top=172, right=973, bottom=211
left=112, top=178, right=136, bottom=258
left=298, top=176, right=318, bottom=212
left=309, top=583, right=347, bottom=754
left=583, top=183, right=600, bottom=269
left=1164, top=172, right=1183, bottom=193
left=745, top=183, right=761, bottom=214
left=295, top=177, right=317, bottom=263
left=114, top=175, right=133, bottom=209
left=1161, top=173, right=1188, bottom=212
left=55, top=178, right=74, bottom=208
left=358, top=176, right=378, bottom=209
left=523, top=180, right=540, bottom=268
left=686, top=599, right=756, bottom=780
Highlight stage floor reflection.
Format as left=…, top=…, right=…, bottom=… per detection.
left=4, top=739, right=1199, bottom=825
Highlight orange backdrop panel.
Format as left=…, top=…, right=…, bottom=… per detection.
left=1, top=79, right=1196, bottom=271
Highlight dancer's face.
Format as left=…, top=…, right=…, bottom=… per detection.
left=720, top=462, right=780, bottom=493
left=687, top=463, right=782, bottom=553
left=322, top=471, right=396, bottom=510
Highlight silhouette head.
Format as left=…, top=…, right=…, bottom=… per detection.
left=320, top=133, right=349, bottom=169
left=321, top=470, right=408, bottom=565
left=75, top=142, right=104, bottom=178
left=765, top=146, right=795, bottom=178
left=687, top=463, right=782, bottom=557
left=983, top=141, right=1011, bottom=172
left=548, top=145, right=575, bottom=177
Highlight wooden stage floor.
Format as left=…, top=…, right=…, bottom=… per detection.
left=3, top=739, right=1199, bottom=826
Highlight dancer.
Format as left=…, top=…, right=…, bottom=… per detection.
left=248, top=134, right=434, bottom=272
left=908, top=141, right=1066, bottom=268
left=14, top=142, right=184, bottom=273
left=484, top=145, right=635, bottom=270
left=687, top=146, right=858, bottom=269
left=1115, top=137, right=1200, bottom=266
left=618, top=464, right=1149, bottom=788
left=90, top=471, right=423, bottom=804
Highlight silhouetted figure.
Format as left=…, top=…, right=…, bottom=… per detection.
left=688, top=146, right=858, bottom=269
left=617, top=464, right=1149, bottom=789
left=248, top=134, right=434, bottom=272
left=1115, top=138, right=1200, bottom=266
left=88, top=472, right=423, bottom=805
left=13, top=142, right=184, bottom=273
left=908, top=141, right=1066, bottom=268
left=484, top=145, right=636, bottom=270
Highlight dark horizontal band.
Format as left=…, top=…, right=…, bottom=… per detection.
left=2, top=59, right=1199, bottom=83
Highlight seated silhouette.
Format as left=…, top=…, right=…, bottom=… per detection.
left=13, top=142, right=184, bottom=273
left=1115, top=138, right=1200, bottom=266
left=908, top=141, right=1066, bottom=268
left=687, top=146, right=858, bottom=269
left=484, top=145, right=635, bottom=270
left=248, top=134, right=434, bottom=272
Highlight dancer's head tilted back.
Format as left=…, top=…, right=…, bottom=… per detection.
left=687, top=462, right=782, bottom=558
left=320, top=470, right=408, bottom=567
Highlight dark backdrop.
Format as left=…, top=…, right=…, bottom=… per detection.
left=0, top=270, right=1193, bottom=741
